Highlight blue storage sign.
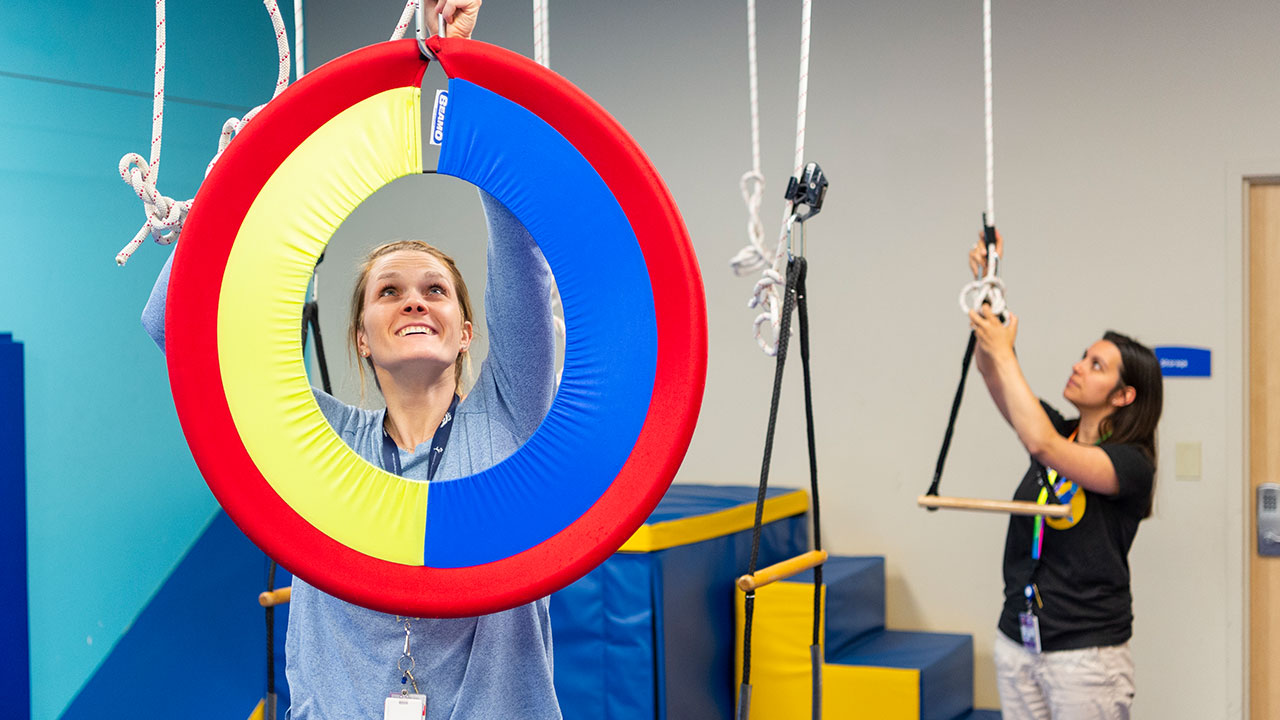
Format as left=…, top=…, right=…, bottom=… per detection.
left=1154, top=346, right=1211, bottom=377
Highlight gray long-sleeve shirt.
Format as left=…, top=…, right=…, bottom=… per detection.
left=144, top=192, right=561, bottom=720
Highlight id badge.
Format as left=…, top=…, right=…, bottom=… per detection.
left=385, top=692, right=426, bottom=720
left=1018, top=611, right=1042, bottom=654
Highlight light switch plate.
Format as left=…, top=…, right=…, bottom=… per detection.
left=1175, top=441, right=1201, bottom=480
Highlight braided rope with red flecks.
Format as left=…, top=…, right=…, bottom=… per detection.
left=391, top=0, right=417, bottom=40
left=117, top=0, right=293, bottom=266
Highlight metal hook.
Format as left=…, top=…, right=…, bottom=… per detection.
left=414, top=2, right=446, bottom=60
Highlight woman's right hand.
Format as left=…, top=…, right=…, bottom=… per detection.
left=967, top=228, right=1005, bottom=279
left=425, top=0, right=482, bottom=40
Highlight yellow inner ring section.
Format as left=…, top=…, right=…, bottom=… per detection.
left=218, top=87, right=426, bottom=565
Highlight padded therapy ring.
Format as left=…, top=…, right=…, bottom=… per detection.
left=166, top=37, right=707, bottom=617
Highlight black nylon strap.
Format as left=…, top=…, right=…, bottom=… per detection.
left=738, top=256, right=823, bottom=720
left=265, top=557, right=277, bottom=713
left=794, top=259, right=823, bottom=718
left=926, top=331, right=978, bottom=501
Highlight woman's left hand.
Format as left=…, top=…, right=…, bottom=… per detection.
left=969, top=306, right=1018, bottom=360
left=425, top=0, right=482, bottom=40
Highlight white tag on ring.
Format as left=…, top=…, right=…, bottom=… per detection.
left=430, top=89, right=449, bottom=146
left=385, top=692, right=426, bottom=719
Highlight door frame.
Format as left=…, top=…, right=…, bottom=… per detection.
left=1231, top=167, right=1280, bottom=720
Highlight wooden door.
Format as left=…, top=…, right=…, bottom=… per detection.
left=1247, top=181, right=1280, bottom=720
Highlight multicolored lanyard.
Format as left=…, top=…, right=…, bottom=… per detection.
left=1030, top=427, right=1079, bottom=560
left=1026, top=427, right=1095, bottom=614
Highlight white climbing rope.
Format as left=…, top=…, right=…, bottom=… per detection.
left=295, top=0, right=306, bottom=77
left=958, top=0, right=1007, bottom=318
left=729, top=0, right=765, bottom=276
left=116, top=0, right=293, bottom=266
left=730, top=0, right=813, bottom=356
left=530, top=0, right=565, bottom=348
left=983, top=0, right=994, bottom=227
left=114, top=0, right=183, bottom=266
left=533, top=0, right=550, bottom=68
left=207, top=0, right=291, bottom=174
left=391, top=0, right=417, bottom=40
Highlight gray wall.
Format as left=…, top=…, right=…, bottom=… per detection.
left=307, top=1, right=1280, bottom=715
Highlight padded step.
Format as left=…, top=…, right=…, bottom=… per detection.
left=826, top=630, right=973, bottom=720
left=783, top=555, right=885, bottom=656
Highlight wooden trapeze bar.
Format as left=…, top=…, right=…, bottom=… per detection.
left=736, top=549, right=829, bottom=592
left=917, top=494, right=1071, bottom=518
left=259, top=587, right=292, bottom=607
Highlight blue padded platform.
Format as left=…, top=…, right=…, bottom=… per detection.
left=551, top=484, right=809, bottom=720
left=0, top=334, right=28, bottom=718
left=641, top=484, right=799, bottom=523
left=785, top=555, right=885, bottom=656
left=828, top=630, right=974, bottom=720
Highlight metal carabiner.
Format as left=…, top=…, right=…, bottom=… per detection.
left=414, top=2, right=447, bottom=61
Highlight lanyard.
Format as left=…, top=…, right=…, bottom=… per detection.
left=1031, top=428, right=1076, bottom=560
left=380, top=394, right=459, bottom=481
left=1026, top=427, right=1087, bottom=611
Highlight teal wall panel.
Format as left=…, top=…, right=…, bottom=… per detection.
left=62, top=511, right=291, bottom=720
left=0, top=3, right=294, bottom=718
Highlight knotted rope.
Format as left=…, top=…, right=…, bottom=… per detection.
left=958, top=248, right=1006, bottom=316
left=730, top=0, right=813, bottom=356
left=116, top=0, right=293, bottom=266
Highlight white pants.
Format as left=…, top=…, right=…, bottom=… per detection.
left=994, top=632, right=1135, bottom=720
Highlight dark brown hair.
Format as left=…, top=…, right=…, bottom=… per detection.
left=348, top=240, right=475, bottom=402
left=1098, top=330, right=1163, bottom=516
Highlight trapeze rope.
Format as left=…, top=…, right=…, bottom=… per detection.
left=927, top=0, right=1013, bottom=505
left=737, top=255, right=824, bottom=720
left=730, top=0, right=813, bottom=356
left=957, top=0, right=1006, bottom=316
left=116, top=0, right=292, bottom=266
left=983, top=0, right=994, bottom=228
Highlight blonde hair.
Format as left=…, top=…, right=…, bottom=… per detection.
left=348, top=240, right=475, bottom=402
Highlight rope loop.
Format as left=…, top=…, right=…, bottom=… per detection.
left=958, top=275, right=1007, bottom=317
left=730, top=170, right=769, bottom=276
left=745, top=265, right=785, bottom=356
left=958, top=247, right=1007, bottom=318
left=115, top=153, right=192, bottom=264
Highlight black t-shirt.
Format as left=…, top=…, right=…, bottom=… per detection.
left=997, top=401, right=1154, bottom=651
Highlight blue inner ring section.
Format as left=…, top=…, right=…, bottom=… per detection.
left=425, top=79, right=657, bottom=567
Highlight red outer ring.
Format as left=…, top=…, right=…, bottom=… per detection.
left=167, top=38, right=706, bottom=616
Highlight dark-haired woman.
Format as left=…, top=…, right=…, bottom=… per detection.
left=967, top=239, right=1163, bottom=720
